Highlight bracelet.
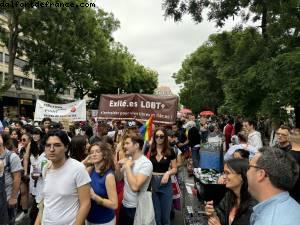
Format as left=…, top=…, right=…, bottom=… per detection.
left=98, top=197, right=104, bottom=205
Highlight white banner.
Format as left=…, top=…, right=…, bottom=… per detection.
left=34, top=99, right=86, bottom=122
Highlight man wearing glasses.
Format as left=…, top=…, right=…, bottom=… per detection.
left=274, top=125, right=292, bottom=152
left=247, top=147, right=300, bottom=225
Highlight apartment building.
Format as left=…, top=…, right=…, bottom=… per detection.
left=0, top=14, right=76, bottom=120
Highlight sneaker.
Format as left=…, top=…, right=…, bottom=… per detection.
left=15, top=212, right=27, bottom=222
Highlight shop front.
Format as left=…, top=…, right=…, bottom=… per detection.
left=0, top=90, right=36, bottom=120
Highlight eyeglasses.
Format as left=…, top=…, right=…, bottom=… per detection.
left=248, top=164, right=264, bottom=171
left=155, top=135, right=165, bottom=139
left=45, top=143, right=63, bottom=149
left=21, top=139, right=28, bottom=142
left=248, top=164, right=268, bottom=176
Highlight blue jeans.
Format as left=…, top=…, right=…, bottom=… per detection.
left=192, top=146, right=200, bottom=168
left=151, top=175, right=173, bottom=225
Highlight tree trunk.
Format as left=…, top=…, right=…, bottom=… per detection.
left=0, top=14, right=18, bottom=94
left=261, top=0, right=268, bottom=41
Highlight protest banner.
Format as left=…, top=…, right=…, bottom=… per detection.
left=98, top=94, right=178, bottom=124
left=34, top=99, right=86, bottom=121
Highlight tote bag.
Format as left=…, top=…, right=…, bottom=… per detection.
left=133, top=191, right=156, bottom=225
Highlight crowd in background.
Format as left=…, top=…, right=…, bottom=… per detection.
left=0, top=113, right=300, bottom=225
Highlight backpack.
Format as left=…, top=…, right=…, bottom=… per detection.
left=0, top=150, right=12, bottom=225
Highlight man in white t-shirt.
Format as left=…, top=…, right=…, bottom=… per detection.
left=118, top=134, right=153, bottom=225
left=243, top=119, right=263, bottom=149
left=35, top=129, right=91, bottom=225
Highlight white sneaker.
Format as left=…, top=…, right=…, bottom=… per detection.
left=15, top=212, right=27, bottom=222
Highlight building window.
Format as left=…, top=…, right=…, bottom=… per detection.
left=4, top=54, right=27, bottom=68
left=15, top=76, right=32, bottom=88
left=14, top=58, right=27, bottom=68
left=5, top=54, right=9, bottom=64
left=4, top=73, right=9, bottom=82
left=0, top=52, right=3, bottom=63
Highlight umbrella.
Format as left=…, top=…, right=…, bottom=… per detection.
left=199, top=110, right=214, bottom=116
left=180, top=108, right=192, bottom=114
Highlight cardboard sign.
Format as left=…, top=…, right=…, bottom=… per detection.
left=98, top=94, right=178, bottom=124
left=34, top=99, right=86, bottom=121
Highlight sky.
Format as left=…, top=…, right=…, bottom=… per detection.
left=99, top=0, right=237, bottom=95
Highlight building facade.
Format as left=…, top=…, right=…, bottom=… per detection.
left=0, top=14, right=75, bottom=120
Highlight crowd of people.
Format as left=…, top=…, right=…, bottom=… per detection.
left=0, top=114, right=299, bottom=225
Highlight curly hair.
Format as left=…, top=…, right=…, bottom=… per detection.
left=89, top=141, right=115, bottom=173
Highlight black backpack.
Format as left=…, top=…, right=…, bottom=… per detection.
left=0, top=150, right=12, bottom=225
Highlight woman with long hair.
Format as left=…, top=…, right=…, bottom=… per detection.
left=15, top=133, right=32, bottom=222
left=150, top=128, right=177, bottom=225
left=86, top=142, right=118, bottom=225
left=205, top=158, right=256, bottom=225
left=28, top=140, right=43, bottom=225
left=10, top=128, right=21, bottom=140
left=69, top=135, right=88, bottom=162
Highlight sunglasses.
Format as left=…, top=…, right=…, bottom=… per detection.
left=155, top=135, right=165, bottom=139
left=21, top=138, right=28, bottom=142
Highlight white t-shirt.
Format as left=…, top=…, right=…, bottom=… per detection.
left=122, top=155, right=153, bottom=208
left=248, top=131, right=263, bottom=149
left=42, top=158, right=91, bottom=225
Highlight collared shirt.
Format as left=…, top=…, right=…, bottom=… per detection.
left=248, top=131, right=263, bottom=149
left=250, top=192, right=300, bottom=225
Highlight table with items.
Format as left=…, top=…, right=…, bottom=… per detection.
left=181, top=168, right=227, bottom=225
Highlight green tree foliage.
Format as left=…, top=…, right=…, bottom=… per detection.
left=88, top=42, right=158, bottom=108
left=162, top=0, right=299, bottom=40
left=0, top=0, right=31, bottom=94
left=173, top=44, right=224, bottom=113
left=166, top=0, right=299, bottom=124
left=175, top=27, right=300, bottom=121
left=20, top=0, right=112, bottom=102
left=16, top=0, right=157, bottom=104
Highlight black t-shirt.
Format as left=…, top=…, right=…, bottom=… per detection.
left=150, top=148, right=176, bottom=173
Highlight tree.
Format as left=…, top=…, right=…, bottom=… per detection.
left=88, top=42, right=158, bottom=108
left=173, top=44, right=224, bottom=113
left=20, top=0, right=116, bottom=102
left=0, top=0, right=30, bottom=94
left=162, top=0, right=299, bottom=41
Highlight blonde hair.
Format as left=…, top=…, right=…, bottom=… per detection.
left=290, top=129, right=300, bottom=144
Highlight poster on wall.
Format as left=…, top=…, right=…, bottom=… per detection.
left=34, top=99, right=86, bottom=121
left=98, top=94, right=178, bottom=124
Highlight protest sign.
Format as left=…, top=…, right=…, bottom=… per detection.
left=98, top=94, right=178, bottom=124
left=34, top=99, right=86, bottom=121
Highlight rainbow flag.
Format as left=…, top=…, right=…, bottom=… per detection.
left=139, top=114, right=154, bottom=141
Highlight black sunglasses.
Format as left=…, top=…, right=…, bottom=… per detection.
left=155, top=135, right=165, bottom=139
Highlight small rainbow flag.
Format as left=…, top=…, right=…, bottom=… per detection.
left=140, top=114, right=154, bottom=141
